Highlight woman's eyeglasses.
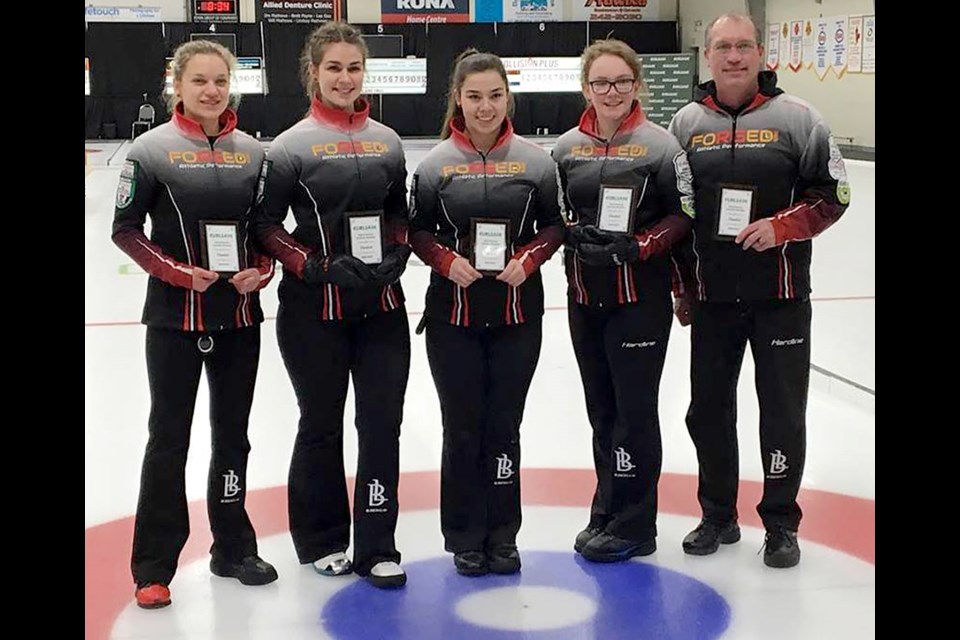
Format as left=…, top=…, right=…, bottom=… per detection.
left=587, top=78, right=636, bottom=95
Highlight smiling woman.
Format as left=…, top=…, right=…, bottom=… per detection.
left=252, top=20, right=414, bottom=591
left=552, top=38, right=695, bottom=564
left=167, top=41, right=235, bottom=133
left=300, top=21, right=369, bottom=111
left=110, top=37, right=280, bottom=612
left=409, top=48, right=565, bottom=578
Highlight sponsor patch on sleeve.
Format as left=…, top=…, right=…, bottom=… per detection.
left=673, top=151, right=697, bottom=218
left=827, top=136, right=851, bottom=205
left=115, top=159, right=138, bottom=209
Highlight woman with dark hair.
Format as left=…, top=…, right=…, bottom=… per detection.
left=112, top=39, right=278, bottom=610
left=409, top=49, right=564, bottom=577
left=252, top=21, right=411, bottom=589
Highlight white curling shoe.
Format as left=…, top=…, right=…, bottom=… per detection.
left=365, top=561, right=406, bottom=589
left=313, top=551, right=353, bottom=576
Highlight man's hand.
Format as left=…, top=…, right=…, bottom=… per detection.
left=736, top=219, right=777, bottom=252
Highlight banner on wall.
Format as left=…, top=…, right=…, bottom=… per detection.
left=85, top=58, right=91, bottom=96
left=862, top=15, right=875, bottom=74
left=380, top=0, right=469, bottom=23
left=505, top=0, right=560, bottom=22
left=788, top=20, right=803, bottom=72
left=814, top=18, right=829, bottom=79
left=567, top=0, right=662, bottom=22
left=476, top=0, right=663, bottom=22
left=847, top=16, right=863, bottom=73
left=802, top=19, right=815, bottom=68
left=475, top=0, right=561, bottom=22
left=780, top=23, right=789, bottom=65
left=766, top=23, right=780, bottom=70
left=255, top=0, right=341, bottom=24
left=84, top=5, right=163, bottom=22
left=829, top=16, right=848, bottom=78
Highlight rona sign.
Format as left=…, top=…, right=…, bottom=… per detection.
left=380, top=0, right=468, bottom=23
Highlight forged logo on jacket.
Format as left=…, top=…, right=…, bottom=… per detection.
left=167, top=150, right=251, bottom=165
left=311, top=141, right=390, bottom=157
left=689, top=129, right=780, bottom=150
left=441, top=161, right=526, bottom=177
left=570, top=144, right=648, bottom=158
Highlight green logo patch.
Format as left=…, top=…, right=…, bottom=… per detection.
left=116, top=159, right=138, bottom=209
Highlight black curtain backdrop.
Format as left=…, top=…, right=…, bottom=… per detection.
left=86, top=23, right=166, bottom=138
left=423, top=23, right=497, bottom=137
left=586, top=21, right=678, bottom=54
left=85, top=21, right=676, bottom=139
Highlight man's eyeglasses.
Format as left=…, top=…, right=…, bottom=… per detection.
left=711, top=41, right=758, bottom=55
left=587, top=78, right=636, bottom=95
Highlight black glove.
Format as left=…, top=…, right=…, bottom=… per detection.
left=577, top=234, right=640, bottom=267
left=303, top=253, right=374, bottom=288
left=566, top=224, right=594, bottom=250
left=372, top=244, right=412, bottom=285
left=582, top=226, right=626, bottom=246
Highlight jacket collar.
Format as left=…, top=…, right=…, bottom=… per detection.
left=578, top=100, right=645, bottom=141
left=172, top=102, right=238, bottom=141
left=310, top=94, right=370, bottom=131
left=449, top=116, right=514, bottom=154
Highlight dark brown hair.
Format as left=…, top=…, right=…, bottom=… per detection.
left=440, top=48, right=514, bottom=139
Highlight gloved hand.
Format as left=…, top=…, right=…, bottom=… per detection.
left=577, top=234, right=640, bottom=267
left=303, top=253, right=374, bottom=288
left=582, top=226, right=627, bottom=246
left=372, top=244, right=412, bottom=285
left=566, top=224, right=594, bottom=250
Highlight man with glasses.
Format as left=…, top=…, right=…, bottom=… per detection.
left=668, top=13, right=851, bottom=568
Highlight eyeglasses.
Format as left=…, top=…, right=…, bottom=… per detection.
left=711, top=41, right=758, bottom=55
left=587, top=78, right=636, bottom=95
